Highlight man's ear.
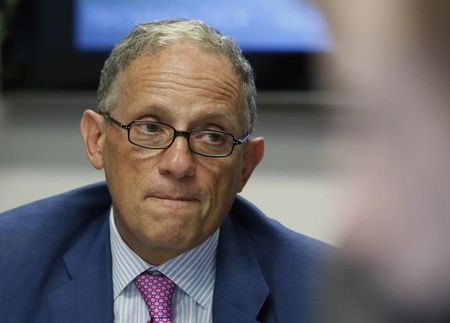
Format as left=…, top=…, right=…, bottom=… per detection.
left=238, top=137, right=265, bottom=192
left=80, top=109, right=106, bottom=170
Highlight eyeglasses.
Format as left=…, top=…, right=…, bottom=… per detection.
left=101, top=113, right=250, bottom=158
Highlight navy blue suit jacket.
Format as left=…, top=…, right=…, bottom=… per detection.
left=0, top=182, right=328, bottom=322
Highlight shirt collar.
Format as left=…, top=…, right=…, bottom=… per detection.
left=110, top=208, right=219, bottom=308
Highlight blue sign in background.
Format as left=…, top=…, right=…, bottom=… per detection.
left=75, top=0, right=331, bottom=52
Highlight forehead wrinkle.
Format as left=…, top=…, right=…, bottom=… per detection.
left=116, top=49, right=247, bottom=128
left=148, top=79, right=239, bottom=105
left=201, top=69, right=243, bottom=102
left=141, top=68, right=241, bottom=102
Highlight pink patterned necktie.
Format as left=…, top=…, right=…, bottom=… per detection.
left=134, top=272, right=176, bottom=323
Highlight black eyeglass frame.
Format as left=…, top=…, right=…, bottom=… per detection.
left=101, top=113, right=250, bottom=158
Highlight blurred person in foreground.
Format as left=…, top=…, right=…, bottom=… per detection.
left=319, top=1, right=450, bottom=322
left=0, top=19, right=328, bottom=323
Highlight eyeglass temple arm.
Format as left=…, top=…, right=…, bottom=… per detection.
left=234, top=133, right=250, bottom=145
left=101, top=113, right=130, bottom=129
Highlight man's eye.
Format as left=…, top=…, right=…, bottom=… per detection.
left=200, top=131, right=227, bottom=144
left=136, top=122, right=163, bottom=134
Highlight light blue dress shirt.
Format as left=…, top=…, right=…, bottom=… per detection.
left=109, top=209, right=218, bottom=323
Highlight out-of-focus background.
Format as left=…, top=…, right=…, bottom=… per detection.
left=1, top=0, right=349, bottom=245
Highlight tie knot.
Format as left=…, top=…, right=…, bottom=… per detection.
left=134, top=272, right=176, bottom=322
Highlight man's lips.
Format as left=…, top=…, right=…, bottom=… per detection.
left=147, top=195, right=198, bottom=202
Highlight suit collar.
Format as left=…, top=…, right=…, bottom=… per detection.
left=213, top=213, right=269, bottom=323
left=44, top=184, right=270, bottom=322
left=47, top=206, right=114, bottom=323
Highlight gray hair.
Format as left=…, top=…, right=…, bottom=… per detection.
left=97, top=18, right=257, bottom=133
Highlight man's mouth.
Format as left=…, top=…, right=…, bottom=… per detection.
left=155, top=196, right=194, bottom=201
left=147, top=194, right=198, bottom=203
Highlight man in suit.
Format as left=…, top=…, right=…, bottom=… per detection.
left=0, top=19, right=327, bottom=322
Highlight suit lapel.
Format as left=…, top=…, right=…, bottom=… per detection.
left=47, top=210, right=114, bottom=323
left=213, top=216, right=269, bottom=323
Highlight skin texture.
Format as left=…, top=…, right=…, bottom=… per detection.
left=81, top=41, right=264, bottom=264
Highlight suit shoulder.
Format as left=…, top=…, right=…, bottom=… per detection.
left=0, top=182, right=110, bottom=221
left=0, top=182, right=112, bottom=320
left=0, top=181, right=111, bottom=253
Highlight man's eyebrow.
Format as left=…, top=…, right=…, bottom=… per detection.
left=198, top=110, right=232, bottom=120
left=193, top=112, right=240, bottom=133
left=139, top=104, right=170, bottom=115
left=140, top=105, right=234, bottom=121
left=136, top=104, right=239, bottom=130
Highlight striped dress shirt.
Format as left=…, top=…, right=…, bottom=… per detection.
left=109, top=209, right=218, bottom=323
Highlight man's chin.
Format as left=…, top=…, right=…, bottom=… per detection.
left=142, top=229, right=205, bottom=261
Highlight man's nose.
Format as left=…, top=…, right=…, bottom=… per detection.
left=157, top=135, right=195, bottom=179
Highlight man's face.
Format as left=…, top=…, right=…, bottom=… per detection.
left=82, top=42, right=263, bottom=264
